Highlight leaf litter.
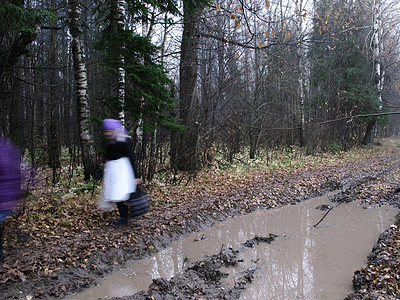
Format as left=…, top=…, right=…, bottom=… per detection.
left=0, top=139, right=400, bottom=299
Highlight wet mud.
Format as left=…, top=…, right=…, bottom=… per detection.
left=1, top=151, right=400, bottom=300
left=114, top=247, right=255, bottom=300
left=70, top=193, right=398, bottom=300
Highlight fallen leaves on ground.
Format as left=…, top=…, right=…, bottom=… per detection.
left=345, top=221, right=400, bottom=300
left=0, top=138, right=400, bottom=299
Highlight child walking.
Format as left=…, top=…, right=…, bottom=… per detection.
left=100, top=119, right=141, bottom=225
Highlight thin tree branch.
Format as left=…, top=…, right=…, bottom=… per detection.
left=199, top=32, right=295, bottom=49
left=231, top=111, right=400, bottom=131
left=313, top=202, right=341, bottom=227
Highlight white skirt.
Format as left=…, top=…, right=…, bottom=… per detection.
left=101, top=157, right=136, bottom=202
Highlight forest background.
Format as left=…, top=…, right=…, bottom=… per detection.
left=1, top=0, right=400, bottom=184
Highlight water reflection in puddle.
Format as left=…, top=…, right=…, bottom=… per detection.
left=68, top=194, right=398, bottom=300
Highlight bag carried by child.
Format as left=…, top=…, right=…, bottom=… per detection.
left=128, top=187, right=150, bottom=217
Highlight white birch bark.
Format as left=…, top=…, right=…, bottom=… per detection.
left=363, top=0, right=385, bottom=144
left=372, top=0, right=384, bottom=110
left=68, top=0, right=98, bottom=179
left=117, top=0, right=127, bottom=123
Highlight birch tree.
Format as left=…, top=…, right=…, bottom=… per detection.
left=68, top=0, right=99, bottom=180
left=362, top=0, right=385, bottom=144
left=116, top=0, right=127, bottom=123
left=295, top=0, right=306, bottom=147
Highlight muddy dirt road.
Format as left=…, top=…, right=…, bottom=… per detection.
left=69, top=194, right=398, bottom=300
left=1, top=139, right=400, bottom=299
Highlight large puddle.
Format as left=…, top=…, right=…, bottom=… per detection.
left=68, top=193, right=398, bottom=299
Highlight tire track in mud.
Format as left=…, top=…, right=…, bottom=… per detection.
left=332, top=154, right=400, bottom=205
left=112, top=238, right=277, bottom=300
left=112, top=155, right=400, bottom=300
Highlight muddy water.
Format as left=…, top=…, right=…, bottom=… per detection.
left=68, top=194, right=398, bottom=300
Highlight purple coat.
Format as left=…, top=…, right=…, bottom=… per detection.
left=0, top=138, right=21, bottom=212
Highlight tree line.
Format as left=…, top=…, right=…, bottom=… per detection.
left=1, top=0, right=399, bottom=183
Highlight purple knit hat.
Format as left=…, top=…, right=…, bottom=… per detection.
left=102, top=119, right=129, bottom=134
left=102, top=119, right=122, bottom=130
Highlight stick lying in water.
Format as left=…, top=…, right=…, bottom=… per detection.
left=313, top=202, right=342, bottom=227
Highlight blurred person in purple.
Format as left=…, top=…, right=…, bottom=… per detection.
left=99, top=119, right=142, bottom=225
left=0, top=137, right=21, bottom=261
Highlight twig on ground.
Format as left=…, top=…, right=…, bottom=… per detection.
left=313, top=195, right=342, bottom=227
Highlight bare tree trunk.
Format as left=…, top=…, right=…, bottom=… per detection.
left=171, top=3, right=202, bottom=171
left=48, top=1, right=61, bottom=184
left=249, top=45, right=261, bottom=160
left=68, top=0, right=99, bottom=180
left=295, top=0, right=306, bottom=147
left=364, top=0, right=384, bottom=144
left=146, top=12, right=169, bottom=180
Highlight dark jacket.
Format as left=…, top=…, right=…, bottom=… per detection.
left=106, top=137, right=139, bottom=178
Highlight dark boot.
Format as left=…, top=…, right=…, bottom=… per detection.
left=0, top=225, right=4, bottom=261
left=114, top=202, right=128, bottom=225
